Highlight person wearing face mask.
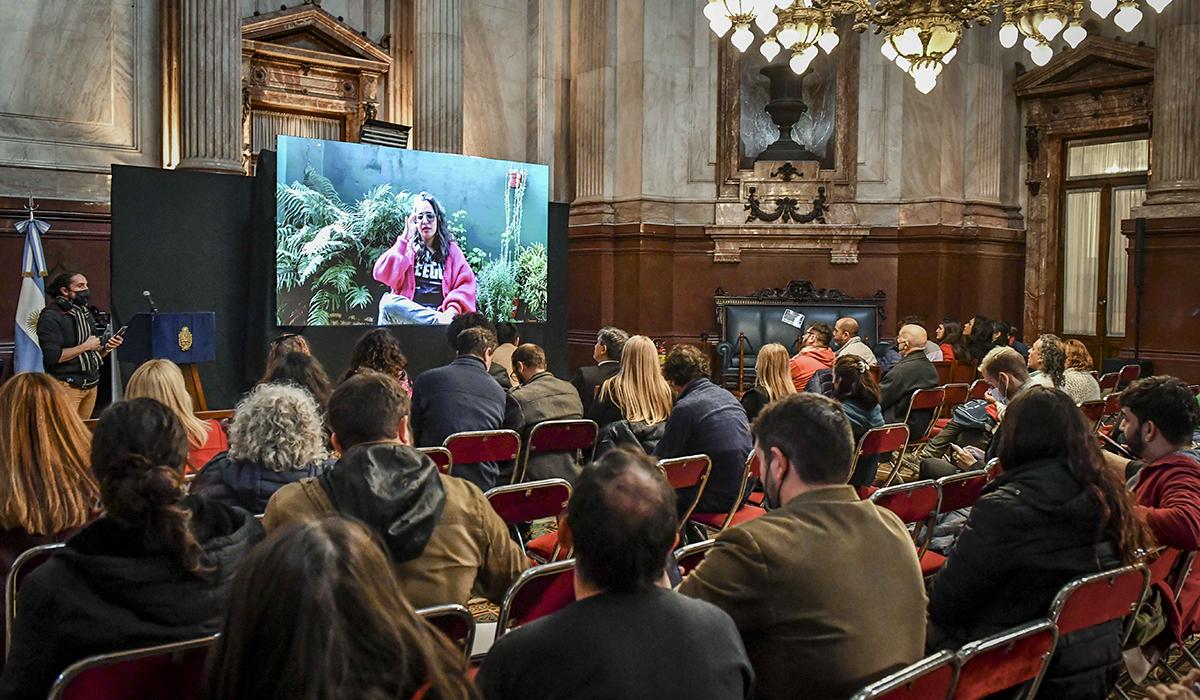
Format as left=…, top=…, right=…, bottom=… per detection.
left=679, top=393, right=926, bottom=699
left=36, top=271, right=122, bottom=418
left=372, top=192, right=477, bottom=325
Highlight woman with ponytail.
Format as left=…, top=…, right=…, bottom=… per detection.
left=0, top=398, right=263, bottom=698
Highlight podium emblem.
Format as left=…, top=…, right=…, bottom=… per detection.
left=178, top=326, right=193, bottom=352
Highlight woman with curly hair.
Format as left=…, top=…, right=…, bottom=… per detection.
left=1063, top=339, right=1102, bottom=403
left=190, top=384, right=331, bottom=513
left=1028, top=334, right=1100, bottom=402
left=340, top=328, right=412, bottom=395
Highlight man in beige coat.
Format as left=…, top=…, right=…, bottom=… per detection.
left=679, top=393, right=927, bottom=699
left=264, top=371, right=529, bottom=609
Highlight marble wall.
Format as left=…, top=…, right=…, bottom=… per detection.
left=0, top=0, right=163, bottom=202
left=462, top=0, right=528, bottom=161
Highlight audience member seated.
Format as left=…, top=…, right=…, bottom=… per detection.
left=655, top=344, right=753, bottom=519
left=411, top=326, right=507, bottom=490
left=339, top=328, right=412, bottom=395
left=919, top=346, right=1039, bottom=479
left=502, top=343, right=585, bottom=482
left=877, top=316, right=942, bottom=372
left=265, top=350, right=333, bottom=412
left=963, top=314, right=995, bottom=363
left=491, top=322, right=520, bottom=386
left=0, top=398, right=263, bottom=698
left=590, top=335, right=673, bottom=456
left=259, top=332, right=311, bottom=384
left=1028, top=333, right=1065, bottom=389
left=571, top=326, right=629, bottom=415
left=478, top=449, right=754, bottom=700
left=926, top=386, right=1150, bottom=697
left=444, top=313, right=512, bottom=389
left=1065, top=339, right=1103, bottom=402
left=264, top=372, right=526, bottom=609
left=205, top=517, right=473, bottom=700
left=126, top=359, right=229, bottom=474
left=789, top=322, right=837, bottom=391
left=935, top=320, right=968, bottom=364
left=190, top=384, right=330, bottom=513
left=0, top=373, right=97, bottom=581
left=739, top=342, right=797, bottom=421
left=680, top=393, right=926, bottom=699
left=878, top=324, right=940, bottom=426
left=833, top=356, right=886, bottom=487
left=833, top=317, right=878, bottom=367
left=998, top=320, right=1031, bottom=360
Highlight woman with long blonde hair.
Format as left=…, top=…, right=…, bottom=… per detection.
left=739, top=343, right=797, bottom=421
left=590, top=335, right=674, bottom=429
left=125, top=359, right=227, bottom=474
left=0, top=373, right=98, bottom=577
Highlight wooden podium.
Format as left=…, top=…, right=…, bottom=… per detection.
left=124, top=312, right=216, bottom=410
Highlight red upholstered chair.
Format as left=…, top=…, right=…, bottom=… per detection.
left=442, top=429, right=521, bottom=473
left=5, top=542, right=65, bottom=655
left=892, top=388, right=946, bottom=485
left=985, top=459, right=1003, bottom=482
left=849, top=650, right=958, bottom=700
left=935, top=470, right=988, bottom=513
left=870, top=480, right=943, bottom=576
left=418, top=446, right=453, bottom=475
left=658, top=455, right=712, bottom=533
left=954, top=620, right=1058, bottom=700
left=933, top=361, right=952, bottom=385
left=1047, top=564, right=1149, bottom=645
left=950, top=361, right=979, bottom=385
left=495, top=559, right=576, bottom=638
left=691, top=452, right=765, bottom=533
left=967, top=379, right=990, bottom=401
left=416, top=603, right=475, bottom=660
left=484, top=479, right=572, bottom=562
left=514, top=419, right=598, bottom=484
left=47, top=635, right=216, bottom=700
left=1117, top=364, right=1141, bottom=390
left=936, top=383, right=971, bottom=422
left=1098, top=372, right=1120, bottom=396
left=858, top=424, right=910, bottom=488
left=673, top=540, right=716, bottom=578
left=1077, top=400, right=1106, bottom=432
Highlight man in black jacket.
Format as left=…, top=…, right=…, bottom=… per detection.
left=878, top=324, right=940, bottom=427
left=36, top=271, right=122, bottom=418
left=570, top=326, right=628, bottom=414
left=412, top=326, right=507, bottom=490
left=502, top=343, right=585, bottom=483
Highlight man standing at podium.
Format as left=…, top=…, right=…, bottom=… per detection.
left=37, top=271, right=122, bottom=418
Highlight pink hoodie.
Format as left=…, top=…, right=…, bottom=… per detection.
left=372, top=236, right=478, bottom=315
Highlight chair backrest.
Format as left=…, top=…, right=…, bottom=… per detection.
left=935, top=470, right=988, bottom=513
left=849, top=650, right=958, bottom=700
left=933, top=361, right=952, bottom=385
left=658, top=455, right=713, bottom=529
left=418, top=447, right=453, bottom=475
left=954, top=620, right=1058, bottom=700
left=940, top=384, right=971, bottom=414
left=967, top=379, right=990, bottom=401
left=1117, top=363, right=1141, bottom=387
left=416, top=604, right=475, bottom=660
left=902, top=387, right=947, bottom=441
left=495, top=559, right=576, bottom=637
left=484, top=479, right=572, bottom=525
left=856, top=424, right=910, bottom=460
left=674, top=540, right=716, bottom=578
left=1077, top=400, right=1105, bottom=427
left=1102, top=392, right=1121, bottom=417
left=871, top=480, right=941, bottom=555
left=47, top=635, right=217, bottom=700
left=518, top=419, right=598, bottom=483
left=443, top=429, right=521, bottom=465
left=1098, top=371, right=1120, bottom=393
left=5, top=542, right=65, bottom=655
left=194, top=409, right=234, bottom=422
left=950, top=361, right=978, bottom=385
left=692, top=451, right=758, bottom=530
left=985, top=458, right=1003, bottom=481
left=1047, top=564, right=1149, bottom=638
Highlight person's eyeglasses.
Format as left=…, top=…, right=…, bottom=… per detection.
left=414, top=212, right=436, bottom=222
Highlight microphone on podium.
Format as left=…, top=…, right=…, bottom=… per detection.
left=143, top=290, right=159, bottom=315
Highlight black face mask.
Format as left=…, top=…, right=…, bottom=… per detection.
left=71, top=290, right=90, bottom=307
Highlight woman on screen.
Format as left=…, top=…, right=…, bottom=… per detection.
left=372, top=192, right=477, bottom=325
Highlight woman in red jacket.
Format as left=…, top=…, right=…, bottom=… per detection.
left=373, top=192, right=477, bottom=325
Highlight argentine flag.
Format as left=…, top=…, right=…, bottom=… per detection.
left=14, top=218, right=49, bottom=374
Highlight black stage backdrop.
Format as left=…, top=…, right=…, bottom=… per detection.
left=111, top=161, right=569, bottom=409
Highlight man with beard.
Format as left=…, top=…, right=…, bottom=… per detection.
left=37, top=271, right=122, bottom=418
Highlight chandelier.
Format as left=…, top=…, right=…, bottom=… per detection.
left=703, top=0, right=1174, bottom=94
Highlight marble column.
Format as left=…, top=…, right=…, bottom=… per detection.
left=387, top=0, right=414, bottom=126
left=176, top=0, right=242, bottom=173
left=413, top=0, right=463, bottom=153
left=1139, top=2, right=1200, bottom=217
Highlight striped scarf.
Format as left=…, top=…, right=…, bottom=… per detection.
left=69, top=304, right=101, bottom=381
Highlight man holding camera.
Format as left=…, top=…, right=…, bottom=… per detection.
left=37, top=271, right=122, bottom=418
